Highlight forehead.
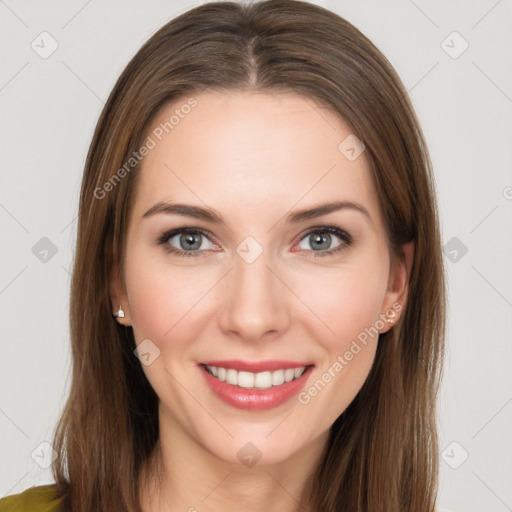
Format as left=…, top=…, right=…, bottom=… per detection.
left=131, top=90, right=381, bottom=229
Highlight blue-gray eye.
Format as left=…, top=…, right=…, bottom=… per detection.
left=295, top=227, right=353, bottom=258
left=169, top=231, right=214, bottom=252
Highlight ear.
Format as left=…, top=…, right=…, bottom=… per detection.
left=378, top=240, right=414, bottom=333
left=109, top=264, right=132, bottom=326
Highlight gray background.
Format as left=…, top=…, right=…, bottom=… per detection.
left=1, top=1, right=511, bottom=510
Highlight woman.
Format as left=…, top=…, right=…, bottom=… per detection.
left=0, top=1, right=445, bottom=511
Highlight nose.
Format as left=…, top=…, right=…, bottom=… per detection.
left=218, top=246, right=291, bottom=343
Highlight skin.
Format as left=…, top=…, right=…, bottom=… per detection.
left=109, top=90, right=414, bottom=512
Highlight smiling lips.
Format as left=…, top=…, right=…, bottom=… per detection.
left=199, top=359, right=314, bottom=410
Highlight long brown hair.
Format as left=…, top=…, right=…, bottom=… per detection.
left=51, top=1, right=446, bottom=510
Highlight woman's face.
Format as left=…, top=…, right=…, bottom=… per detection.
left=111, top=90, right=411, bottom=466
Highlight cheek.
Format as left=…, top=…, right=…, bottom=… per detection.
left=294, top=259, right=388, bottom=346
left=294, top=264, right=385, bottom=420
left=124, top=249, right=209, bottom=345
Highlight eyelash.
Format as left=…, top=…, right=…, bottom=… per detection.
left=155, top=226, right=354, bottom=259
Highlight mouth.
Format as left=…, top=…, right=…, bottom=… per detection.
left=198, top=360, right=315, bottom=411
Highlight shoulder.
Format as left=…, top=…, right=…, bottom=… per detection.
left=0, top=484, right=63, bottom=512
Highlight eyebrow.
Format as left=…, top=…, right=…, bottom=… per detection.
left=141, top=200, right=371, bottom=225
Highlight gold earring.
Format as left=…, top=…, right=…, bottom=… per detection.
left=113, top=305, right=125, bottom=318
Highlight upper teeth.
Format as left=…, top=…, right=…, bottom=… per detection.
left=206, top=365, right=307, bottom=389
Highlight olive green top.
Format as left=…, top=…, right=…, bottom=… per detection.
left=0, top=485, right=63, bottom=512
left=0, top=484, right=449, bottom=511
